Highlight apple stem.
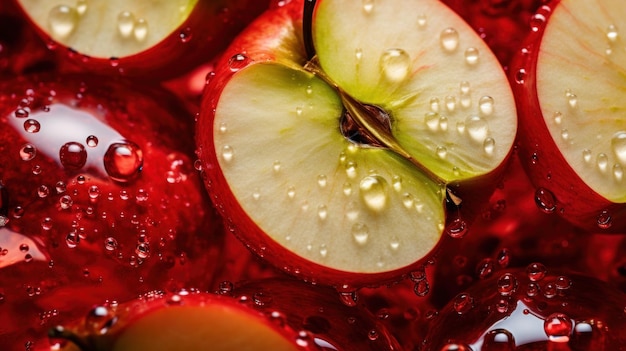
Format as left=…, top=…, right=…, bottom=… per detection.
left=302, top=0, right=317, bottom=60
left=304, top=57, right=457, bottom=202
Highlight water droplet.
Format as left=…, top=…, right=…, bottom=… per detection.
left=345, top=161, right=357, bottom=179
left=497, top=273, right=518, bottom=296
left=103, top=141, right=143, bottom=183
left=530, top=13, right=546, bottom=32
left=582, top=149, right=592, bottom=163
left=611, top=131, right=626, bottom=164
left=424, top=112, right=440, bottom=131
left=345, top=201, right=359, bottom=220
left=319, top=244, right=328, bottom=257
left=389, top=236, right=400, bottom=250
left=614, top=164, right=623, bottom=181
left=440, top=343, right=472, bottom=351
left=484, top=137, right=495, bottom=156
left=343, top=182, right=352, bottom=196
left=133, top=18, right=148, bottom=41
left=287, top=186, right=296, bottom=199
left=534, top=188, right=556, bottom=213
left=391, top=175, right=402, bottom=192
left=220, top=145, right=234, bottom=162
left=552, top=111, right=563, bottom=125
left=479, top=96, right=494, bottom=116
left=117, top=11, right=135, bottom=38
left=607, top=24, right=618, bottom=43
left=76, top=0, right=87, bottom=15
left=445, top=96, right=456, bottom=112
left=597, top=210, right=613, bottom=229
left=362, top=0, right=374, bottom=13
left=23, top=119, right=40, bottom=133
left=565, top=89, right=578, bottom=109
left=483, top=329, right=515, bottom=350
left=317, top=205, right=328, bottom=220
left=351, top=223, right=369, bottom=245
left=526, top=262, right=547, bottom=281
left=20, top=144, right=37, bottom=161
left=597, top=153, right=609, bottom=172
left=135, top=243, right=150, bottom=259
left=436, top=146, right=447, bottom=159
left=401, top=193, right=415, bottom=209
left=317, top=174, right=327, bottom=188
left=359, top=175, right=388, bottom=212
left=440, top=27, right=459, bottom=52
left=380, top=48, right=411, bottom=83
left=305, top=85, right=313, bottom=95
left=179, top=27, right=192, bottom=43
left=59, top=142, right=87, bottom=170
left=453, top=293, right=474, bottom=314
left=86, top=135, right=98, bottom=147
left=430, top=98, right=440, bottom=113
left=37, top=185, right=49, bottom=198
left=466, top=115, right=489, bottom=142
left=14, top=108, right=29, bottom=118
left=104, top=237, right=118, bottom=251
left=464, top=47, right=479, bottom=65
left=446, top=218, right=468, bottom=238
left=417, top=14, right=427, bottom=27
left=544, top=313, right=573, bottom=342
left=414, top=280, right=430, bottom=297
left=252, top=188, right=261, bottom=201
left=48, top=5, right=78, bottom=38
left=228, top=53, right=250, bottom=72
left=272, top=160, right=281, bottom=173
left=66, top=231, right=80, bottom=248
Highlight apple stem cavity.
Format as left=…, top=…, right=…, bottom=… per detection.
left=302, top=0, right=317, bottom=60
left=304, top=57, right=460, bottom=204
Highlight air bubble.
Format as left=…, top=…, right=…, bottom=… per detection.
left=37, top=185, right=49, bottom=198
left=135, top=243, right=150, bottom=259
left=117, top=11, right=135, bottom=38
left=464, top=47, right=479, bottom=65
left=359, top=175, right=388, bottom=212
left=553, top=111, right=563, bottom=125
left=515, top=68, right=526, bottom=84
left=179, top=27, right=192, bottom=43
left=440, top=28, right=459, bottom=52
left=402, top=193, right=414, bottom=209
left=103, top=141, right=143, bottom=183
left=424, top=112, right=440, bottom=131
left=59, top=142, right=87, bottom=170
left=466, top=115, right=489, bottom=142
left=414, top=280, right=430, bottom=297
left=66, top=231, right=80, bottom=248
left=380, top=48, right=411, bottom=83
left=23, top=119, right=40, bottom=133
left=272, top=160, right=281, bottom=173
left=544, top=313, right=573, bottom=342
left=534, top=188, right=556, bottom=213
left=565, top=89, right=578, bottom=108
left=351, top=223, right=369, bottom=245
left=48, top=5, right=78, bottom=38
left=59, top=195, right=73, bottom=209
left=14, top=108, right=29, bottom=118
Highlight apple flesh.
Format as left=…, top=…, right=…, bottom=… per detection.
left=196, top=0, right=517, bottom=286
left=512, top=0, right=626, bottom=232
left=15, top=0, right=270, bottom=79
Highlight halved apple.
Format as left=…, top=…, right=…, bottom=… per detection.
left=196, top=0, right=517, bottom=286
left=512, top=0, right=626, bottom=231
left=14, top=0, right=270, bottom=79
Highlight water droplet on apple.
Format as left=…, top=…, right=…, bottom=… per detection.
left=530, top=13, right=546, bottom=32
left=611, top=131, right=626, bottom=164
left=414, top=279, right=429, bottom=297
left=464, top=47, right=479, bottom=65
left=362, top=0, right=374, bottom=14
left=544, top=313, right=573, bottom=342
left=613, top=164, right=623, bottom=181
left=59, top=142, right=87, bottom=170
left=48, top=5, right=78, bottom=38
left=380, top=48, right=411, bottom=83
left=66, top=231, right=79, bottom=248
left=440, top=343, right=471, bottom=351
left=526, top=262, right=547, bottom=282
left=37, top=185, right=49, bottom=198
left=453, top=293, right=474, bottom=314
left=179, top=27, right=192, bottom=43
left=417, top=14, right=427, bottom=28
left=317, top=174, right=327, bottom=188
left=23, top=119, right=40, bottom=133
left=484, top=137, right=495, bottom=156
left=345, top=200, right=359, bottom=221
left=534, top=187, right=557, bottom=213
left=103, top=141, right=143, bottom=182
left=607, top=24, right=619, bottom=43
left=440, top=27, right=459, bottom=52
left=295, top=106, right=303, bottom=116
left=20, top=144, right=36, bottom=161
left=317, top=205, right=328, bottom=220
left=582, top=149, right=592, bottom=163
left=135, top=242, right=150, bottom=259
left=565, top=89, right=578, bottom=108
left=286, top=186, right=296, bottom=199
left=343, top=182, right=352, bottom=196
left=359, top=175, right=388, bottom=212
left=466, top=115, right=489, bottom=142
left=446, top=218, right=468, bottom=238
left=133, top=18, right=148, bottom=41
left=482, top=329, right=515, bottom=350
left=479, top=96, right=494, bottom=116
left=390, top=236, right=400, bottom=250
left=117, top=11, right=135, bottom=38
left=497, top=273, right=518, bottom=296
left=436, top=146, right=447, bottom=159
left=439, top=115, right=448, bottom=131
left=75, top=0, right=87, bottom=15
left=456, top=121, right=465, bottom=134
left=86, top=135, right=98, bottom=147
left=430, top=98, right=440, bottom=113
left=425, top=112, right=440, bottom=131
left=597, top=210, right=613, bottom=229
left=14, top=108, right=29, bottom=118
left=345, top=161, right=358, bottom=179
left=351, top=223, right=369, bottom=245
left=597, top=153, right=609, bottom=172
left=104, top=237, right=118, bottom=251
left=228, top=53, right=250, bottom=72
left=319, top=244, right=328, bottom=257
left=401, top=193, right=414, bottom=209
left=445, top=96, right=456, bottom=112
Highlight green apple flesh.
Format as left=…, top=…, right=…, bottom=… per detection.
left=111, top=304, right=299, bottom=351
left=17, top=0, right=197, bottom=58
left=211, top=0, right=516, bottom=276
left=535, top=0, right=626, bottom=202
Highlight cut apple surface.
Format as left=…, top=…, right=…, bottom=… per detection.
left=513, top=0, right=626, bottom=231
left=15, top=0, right=270, bottom=78
left=198, top=0, right=517, bottom=285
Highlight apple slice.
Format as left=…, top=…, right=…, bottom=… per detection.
left=196, top=0, right=517, bottom=286
left=49, top=292, right=305, bottom=351
left=512, top=0, right=626, bottom=231
left=15, top=0, right=270, bottom=79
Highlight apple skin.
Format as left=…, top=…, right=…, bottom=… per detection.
left=0, top=73, right=226, bottom=349
left=196, top=0, right=517, bottom=288
left=13, top=0, right=271, bottom=80
left=511, top=0, right=626, bottom=233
